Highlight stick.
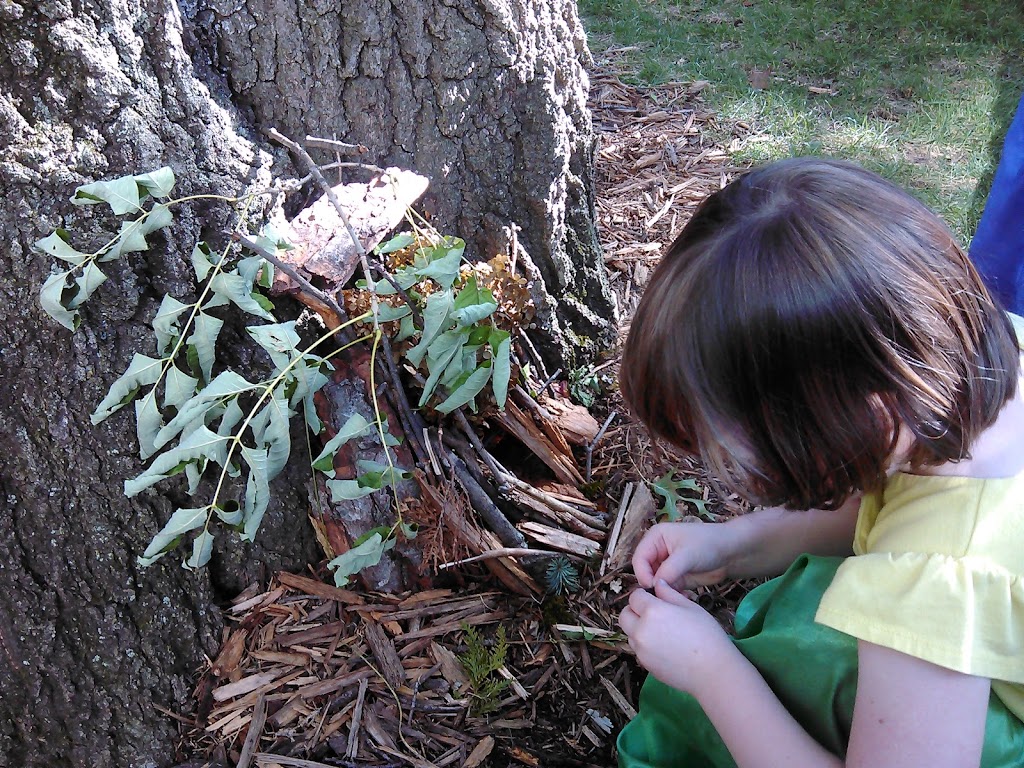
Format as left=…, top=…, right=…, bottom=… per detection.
left=346, top=677, right=369, bottom=759
left=600, top=482, right=634, bottom=577
left=586, top=410, right=617, bottom=482
left=447, top=451, right=526, bottom=549
left=236, top=693, right=267, bottom=768
left=437, top=548, right=579, bottom=570
left=304, top=136, right=369, bottom=155
left=267, top=129, right=378, bottom=322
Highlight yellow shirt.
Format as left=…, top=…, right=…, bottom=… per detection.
left=816, top=471, right=1024, bottom=721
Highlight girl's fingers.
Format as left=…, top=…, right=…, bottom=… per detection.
left=618, top=605, right=637, bottom=634
left=654, top=578, right=695, bottom=608
left=632, top=535, right=669, bottom=588
left=628, top=586, right=654, bottom=614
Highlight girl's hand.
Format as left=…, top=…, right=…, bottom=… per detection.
left=632, top=520, right=740, bottom=589
left=618, top=579, right=738, bottom=696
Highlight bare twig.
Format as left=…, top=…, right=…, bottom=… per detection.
left=368, top=258, right=423, bottom=326
left=235, top=234, right=350, bottom=326
left=377, top=332, right=429, bottom=467
left=538, top=368, right=562, bottom=397
left=236, top=693, right=267, bottom=768
left=586, top=410, right=618, bottom=482
left=447, top=451, right=526, bottom=549
left=267, top=128, right=378, bottom=321
left=304, top=136, right=369, bottom=155
left=517, top=329, right=550, bottom=383
left=454, top=410, right=508, bottom=490
left=497, top=470, right=607, bottom=531
left=437, top=548, right=578, bottom=570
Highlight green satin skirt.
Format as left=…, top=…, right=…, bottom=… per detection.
left=616, top=555, right=1024, bottom=767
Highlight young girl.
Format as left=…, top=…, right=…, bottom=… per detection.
left=616, top=157, right=1024, bottom=767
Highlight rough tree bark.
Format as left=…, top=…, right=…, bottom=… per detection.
left=0, top=0, right=614, bottom=765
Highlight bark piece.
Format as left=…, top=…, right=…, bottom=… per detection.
left=362, top=618, right=405, bottom=691
left=604, top=483, right=657, bottom=574
left=278, top=169, right=429, bottom=285
left=518, top=522, right=601, bottom=558
left=539, top=397, right=602, bottom=446
left=494, top=400, right=583, bottom=484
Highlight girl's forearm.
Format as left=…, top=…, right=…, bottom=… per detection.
left=697, top=646, right=843, bottom=768
left=723, top=496, right=859, bottom=579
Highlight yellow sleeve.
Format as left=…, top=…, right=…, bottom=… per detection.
left=815, top=474, right=1024, bottom=682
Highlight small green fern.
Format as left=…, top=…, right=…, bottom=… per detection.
left=459, top=624, right=510, bottom=715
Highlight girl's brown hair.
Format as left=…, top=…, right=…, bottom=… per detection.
left=621, top=157, right=1020, bottom=510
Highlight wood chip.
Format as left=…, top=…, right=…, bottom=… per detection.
left=464, top=736, right=495, bottom=768
left=276, top=572, right=364, bottom=604
left=363, top=617, right=405, bottom=690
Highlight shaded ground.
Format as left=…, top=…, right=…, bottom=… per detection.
left=172, top=49, right=750, bottom=768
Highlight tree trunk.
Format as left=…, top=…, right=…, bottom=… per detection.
left=200, top=0, right=617, bottom=365
left=0, top=0, right=612, bottom=765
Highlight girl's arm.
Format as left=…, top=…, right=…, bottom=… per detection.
left=633, top=494, right=860, bottom=588
left=701, top=640, right=989, bottom=768
left=722, top=494, right=861, bottom=579
left=624, top=584, right=991, bottom=768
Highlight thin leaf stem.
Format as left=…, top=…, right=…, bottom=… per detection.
left=207, top=315, right=372, bottom=513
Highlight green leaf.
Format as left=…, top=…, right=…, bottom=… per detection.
left=101, top=217, right=150, bottom=262
left=418, top=329, right=471, bottom=407
left=376, top=232, right=415, bottom=254
left=405, top=289, right=454, bottom=367
left=240, top=446, right=270, bottom=542
left=415, top=238, right=465, bottom=289
left=312, top=413, right=373, bottom=477
left=248, top=321, right=300, bottom=371
left=395, top=314, right=417, bottom=343
left=651, top=471, right=716, bottom=522
left=156, top=370, right=256, bottom=448
left=34, top=230, right=89, bottom=266
left=186, top=311, right=223, bottom=383
left=135, top=167, right=175, bottom=198
left=400, top=521, right=419, bottom=539
left=125, top=426, right=231, bottom=497
left=135, top=393, right=163, bottom=460
left=39, top=271, right=79, bottom=331
left=163, top=365, right=198, bottom=409
left=142, top=203, right=174, bottom=234
left=92, top=353, right=164, bottom=423
left=215, top=500, right=243, bottom=527
left=327, top=478, right=377, bottom=501
left=185, top=461, right=204, bottom=494
left=354, top=460, right=411, bottom=489
left=191, top=242, right=216, bottom=282
left=376, top=303, right=411, bottom=323
left=72, top=174, right=142, bottom=215
left=327, top=532, right=396, bottom=586
left=137, top=506, right=210, bottom=567
left=217, top=399, right=246, bottom=438
left=435, top=362, right=492, bottom=414
left=452, top=276, right=498, bottom=326
left=209, top=272, right=275, bottom=320
left=236, top=256, right=265, bottom=285
left=67, top=262, right=107, bottom=309
left=153, top=295, right=192, bottom=355
left=254, top=390, right=291, bottom=481
left=290, top=361, right=330, bottom=433
left=183, top=528, right=214, bottom=570
left=489, top=329, right=511, bottom=408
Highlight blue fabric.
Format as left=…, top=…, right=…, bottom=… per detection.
left=971, top=93, right=1024, bottom=314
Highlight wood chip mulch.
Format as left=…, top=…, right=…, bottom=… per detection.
left=176, top=46, right=752, bottom=768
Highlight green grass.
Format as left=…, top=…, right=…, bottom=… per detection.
left=579, top=0, right=1024, bottom=243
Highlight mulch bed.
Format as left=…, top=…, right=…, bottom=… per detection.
left=175, top=46, right=750, bottom=768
